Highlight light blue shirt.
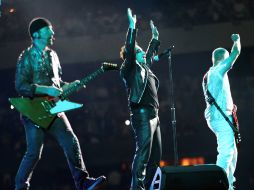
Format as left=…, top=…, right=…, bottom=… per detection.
left=203, top=63, right=233, bottom=121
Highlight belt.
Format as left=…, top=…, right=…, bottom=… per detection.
left=131, top=106, right=158, bottom=118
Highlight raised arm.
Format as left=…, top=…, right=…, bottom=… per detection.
left=230, top=34, right=241, bottom=62
left=150, top=20, right=159, bottom=40
left=146, top=20, right=160, bottom=67
left=127, top=8, right=136, bottom=31
left=219, top=34, right=241, bottom=73
left=125, top=8, right=137, bottom=50
left=120, top=8, right=137, bottom=79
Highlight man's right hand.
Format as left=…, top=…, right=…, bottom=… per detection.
left=127, top=8, right=136, bottom=29
left=35, top=85, right=62, bottom=97
left=45, top=86, right=62, bottom=97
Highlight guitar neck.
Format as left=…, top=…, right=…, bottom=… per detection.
left=61, top=67, right=104, bottom=99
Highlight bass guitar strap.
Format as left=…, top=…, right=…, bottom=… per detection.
left=203, top=72, right=241, bottom=148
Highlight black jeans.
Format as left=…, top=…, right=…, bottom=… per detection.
left=15, top=113, right=88, bottom=190
left=130, top=107, right=162, bottom=190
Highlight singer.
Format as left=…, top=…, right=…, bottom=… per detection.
left=120, top=8, right=162, bottom=190
left=14, top=17, right=105, bottom=190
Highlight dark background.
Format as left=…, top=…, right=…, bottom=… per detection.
left=0, top=0, right=254, bottom=189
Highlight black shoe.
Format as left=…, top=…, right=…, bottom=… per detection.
left=83, top=176, right=106, bottom=190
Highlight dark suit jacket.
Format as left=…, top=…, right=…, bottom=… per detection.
left=120, top=28, right=160, bottom=104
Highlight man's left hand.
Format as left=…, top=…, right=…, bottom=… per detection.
left=62, top=80, right=85, bottom=92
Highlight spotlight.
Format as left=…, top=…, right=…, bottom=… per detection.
left=125, top=119, right=130, bottom=126
left=9, top=8, right=15, bottom=13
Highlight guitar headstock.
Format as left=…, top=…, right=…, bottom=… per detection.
left=101, top=62, right=119, bottom=71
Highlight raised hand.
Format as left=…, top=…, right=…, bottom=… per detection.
left=231, top=34, right=240, bottom=42
left=127, top=8, right=136, bottom=29
left=150, top=20, right=159, bottom=40
left=231, top=33, right=241, bottom=55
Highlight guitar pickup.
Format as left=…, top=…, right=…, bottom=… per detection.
left=41, top=100, right=55, bottom=112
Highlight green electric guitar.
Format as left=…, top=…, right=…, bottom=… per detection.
left=9, top=62, right=118, bottom=129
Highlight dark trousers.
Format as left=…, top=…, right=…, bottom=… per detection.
left=15, top=113, right=88, bottom=190
left=130, top=107, right=162, bottom=190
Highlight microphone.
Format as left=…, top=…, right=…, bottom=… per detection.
left=154, top=45, right=174, bottom=61
left=158, top=45, right=174, bottom=59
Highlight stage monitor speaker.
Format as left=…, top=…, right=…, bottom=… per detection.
left=150, top=164, right=228, bottom=190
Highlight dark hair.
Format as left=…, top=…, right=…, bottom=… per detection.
left=120, top=46, right=126, bottom=60
left=120, top=41, right=140, bottom=60
left=29, top=17, right=52, bottom=38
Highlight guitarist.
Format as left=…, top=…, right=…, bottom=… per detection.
left=202, top=34, right=241, bottom=190
left=14, top=17, right=105, bottom=190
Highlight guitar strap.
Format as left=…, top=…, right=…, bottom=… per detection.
left=203, top=72, right=241, bottom=147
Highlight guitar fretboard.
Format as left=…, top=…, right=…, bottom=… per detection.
left=61, top=67, right=104, bottom=99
